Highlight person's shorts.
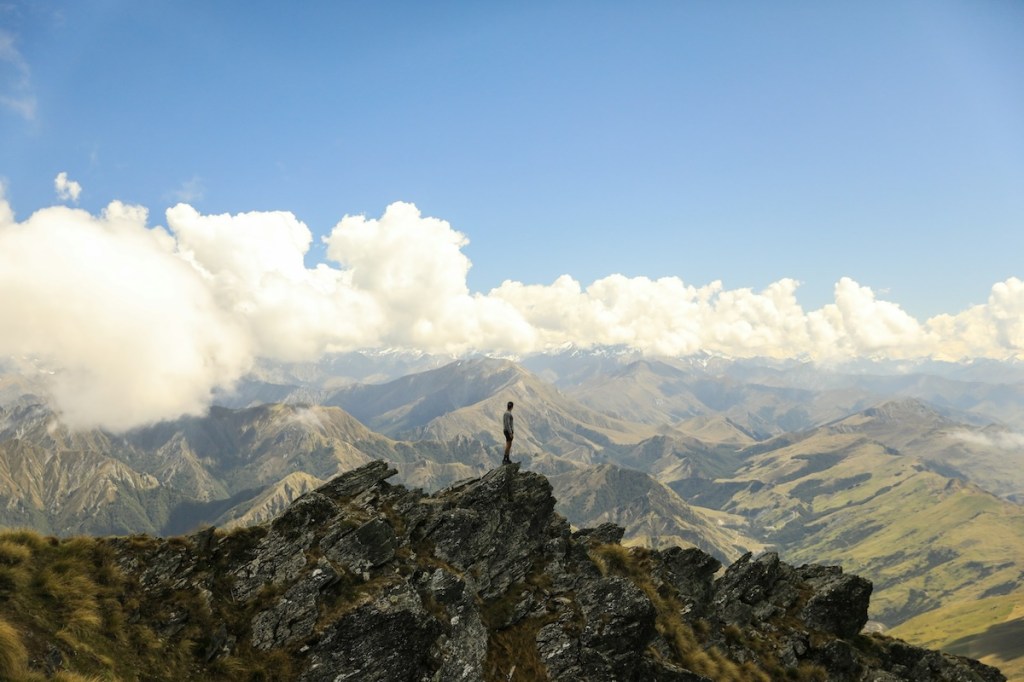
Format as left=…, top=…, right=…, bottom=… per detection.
left=504, top=430, right=513, bottom=442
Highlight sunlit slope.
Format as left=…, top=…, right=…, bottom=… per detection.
left=891, top=595, right=1024, bottom=681
left=723, top=430, right=1024, bottom=626
left=215, top=470, right=324, bottom=529
left=563, top=359, right=710, bottom=424
left=676, top=414, right=759, bottom=446
left=601, top=432, right=749, bottom=487
left=827, top=398, right=1024, bottom=502
left=711, top=427, right=1024, bottom=672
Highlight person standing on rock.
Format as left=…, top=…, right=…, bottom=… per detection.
left=502, top=401, right=514, bottom=464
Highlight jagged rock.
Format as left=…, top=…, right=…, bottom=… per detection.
left=876, top=639, right=1006, bottom=682
left=798, top=564, right=872, bottom=638
left=538, top=577, right=708, bottom=682
left=712, top=551, right=801, bottom=626
left=321, top=516, right=397, bottom=573
left=572, top=521, right=626, bottom=545
left=652, top=546, right=721, bottom=618
left=417, top=568, right=487, bottom=681
left=231, top=527, right=310, bottom=601
left=251, top=558, right=339, bottom=650
left=814, top=638, right=860, bottom=677
left=316, top=459, right=397, bottom=501
left=113, top=539, right=199, bottom=591
left=418, top=463, right=560, bottom=599
left=271, top=491, right=340, bottom=538
left=300, top=581, right=442, bottom=682
left=80, top=460, right=1003, bottom=682
left=576, top=576, right=657, bottom=678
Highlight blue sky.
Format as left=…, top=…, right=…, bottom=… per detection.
left=2, top=1, right=1021, bottom=318
left=3, top=1, right=1024, bottom=427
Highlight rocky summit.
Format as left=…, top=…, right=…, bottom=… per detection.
left=1, top=461, right=1006, bottom=681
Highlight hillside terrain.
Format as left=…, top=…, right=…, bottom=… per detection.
left=0, top=461, right=1005, bottom=681
left=1, top=351, right=1023, bottom=676
left=0, top=391, right=747, bottom=564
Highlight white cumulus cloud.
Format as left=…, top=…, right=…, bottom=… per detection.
left=1, top=191, right=1023, bottom=431
left=54, top=172, right=82, bottom=202
left=0, top=197, right=250, bottom=430
left=166, top=203, right=382, bottom=360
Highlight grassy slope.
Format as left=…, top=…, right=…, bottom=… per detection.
left=0, top=528, right=294, bottom=681
left=718, top=430, right=1024, bottom=674
left=891, top=595, right=1024, bottom=681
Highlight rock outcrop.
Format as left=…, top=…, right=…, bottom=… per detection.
left=48, top=461, right=1009, bottom=680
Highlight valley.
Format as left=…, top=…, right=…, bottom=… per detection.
left=2, top=349, right=1023, bottom=677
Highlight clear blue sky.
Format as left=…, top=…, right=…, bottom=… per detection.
left=3, top=0, right=1023, bottom=319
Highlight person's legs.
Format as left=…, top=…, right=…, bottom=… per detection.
left=503, top=435, right=512, bottom=462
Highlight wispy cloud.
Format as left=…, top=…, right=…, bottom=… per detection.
left=948, top=429, right=1024, bottom=450
left=1, top=194, right=1023, bottom=430
left=0, top=28, right=36, bottom=121
left=170, top=176, right=205, bottom=203
left=54, top=172, right=81, bottom=202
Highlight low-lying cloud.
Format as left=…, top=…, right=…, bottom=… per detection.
left=1, top=193, right=1022, bottom=430
left=948, top=429, right=1024, bottom=450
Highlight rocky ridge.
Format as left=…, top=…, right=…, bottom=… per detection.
left=57, top=460, right=1004, bottom=681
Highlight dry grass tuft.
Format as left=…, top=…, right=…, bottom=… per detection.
left=0, top=539, right=33, bottom=566
left=486, top=617, right=554, bottom=682
left=0, top=616, right=29, bottom=680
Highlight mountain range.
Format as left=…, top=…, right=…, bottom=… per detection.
left=1, top=348, right=1023, bottom=677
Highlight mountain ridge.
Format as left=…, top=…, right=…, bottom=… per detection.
left=2, top=354, right=1024, bottom=675
left=0, top=460, right=1006, bottom=681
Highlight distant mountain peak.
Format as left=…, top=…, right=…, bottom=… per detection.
left=861, top=398, right=951, bottom=423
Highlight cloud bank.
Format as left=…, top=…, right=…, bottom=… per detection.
left=1, top=193, right=1022, bottom=430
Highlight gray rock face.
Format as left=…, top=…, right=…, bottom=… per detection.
left=713, top=551, right=801, bottom=625
left=418, top=568, right=488, bottom=681
left=99, top=460, right=1005, bottom=682
left=576, top=577, right=656, bottom=678
left=419, top=464, right=560, bottom=599
left=653, top=546, right=721, bottom=618
left=799, top=564, right=873, bottom=638
left=231, top=527, right=310, bottom=601
left=572, top=521, right=626, bottom=545
left=301, top=581, right=441, bottom=682
left=321, top=516, right=397, bottom=573
left=251, top=558, right=339, bottom=650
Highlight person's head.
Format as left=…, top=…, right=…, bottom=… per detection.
left=507, top=401, right=514, bottom=410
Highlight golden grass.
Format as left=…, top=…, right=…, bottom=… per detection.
left=0, top=539, right=33, bottom=566
left=0, top=616, right=29, bottom=680
left=0, top=529, right=49, bottom=552
left=0, top=530, right=172, bottom=679
left=486, top=616, right=554, bottom=682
